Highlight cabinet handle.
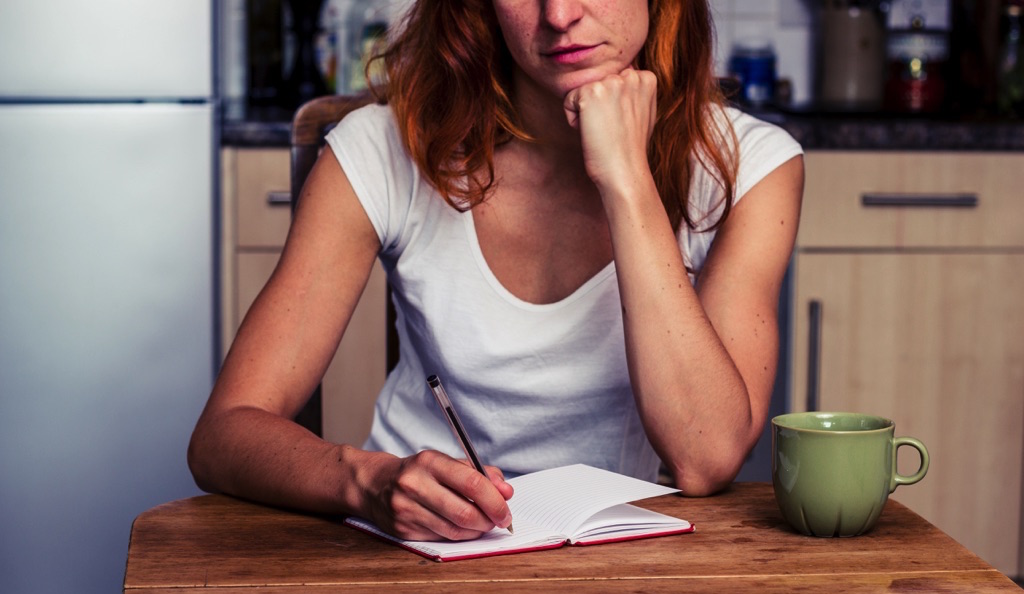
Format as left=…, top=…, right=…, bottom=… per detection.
left=806, top=300, right=822, bottom=412
left=861, top=193, right=978, bottom=208
left=267, top=191, right=292, bottom=207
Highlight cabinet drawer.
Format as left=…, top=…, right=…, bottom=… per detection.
left=800, top=152, right=1024, bottom=249
left=236, top=148, right=292, bottom=248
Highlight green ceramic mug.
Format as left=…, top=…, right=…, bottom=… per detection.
left=771, top=412, right=929, bottom=537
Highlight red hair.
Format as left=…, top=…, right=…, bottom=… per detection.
left=371, top=0, right=738, bottom=233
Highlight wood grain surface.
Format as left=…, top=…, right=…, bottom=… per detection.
left=124, top=483, right=1019, bottom=592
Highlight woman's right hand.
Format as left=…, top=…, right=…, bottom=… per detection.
left=562, top=67, right=658, bottom=198
left=356, top=449, right=515, bottom=541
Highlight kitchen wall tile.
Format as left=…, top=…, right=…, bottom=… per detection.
left=734, top=0, right=778, bottom=17
left=709, top=0, right=734, bottom=16
left=775, top=27, right=815, bottom=104
left=711, top=0, right=815, bottom=104
left=713, top=18, right=735, bottom=75
left=778, top=0, right=813, bottom=27
left=732, top=18, right=776, bottom=44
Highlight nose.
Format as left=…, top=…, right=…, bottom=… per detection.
left=542, top=0, right=584, bottom=32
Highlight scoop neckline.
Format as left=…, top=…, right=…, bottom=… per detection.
left=461, top=209, right=616, bottom=312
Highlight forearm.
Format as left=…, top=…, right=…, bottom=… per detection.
left=602, top=176, right=760, bottom=494
left=188, top=404, right=515, bottom=540
left=187, top=406, right=387, bottom=516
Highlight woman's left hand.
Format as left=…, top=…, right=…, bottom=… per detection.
left=562, top=68, right=658, bottom=195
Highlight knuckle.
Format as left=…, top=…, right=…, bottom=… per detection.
left=394, top=471, right=423, bottom=498
left=450, top=503, right=480, bottom=529
left=391, top=467, right=423, bottom=499
left=486, top=465, right=505, bottom=482
left=388, top=493, right=415, bottom=516
left=463, top=469, right=487, bottom=492
left=439, top=522, right=481, bottom=542
left=419, top=449, right=448, bottom=469
left=412, top=449, right=435, bottom=465
left=395, top=523, right=431, bottom=542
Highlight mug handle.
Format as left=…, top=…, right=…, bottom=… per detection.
left=890, top=436, right=930, bottom=493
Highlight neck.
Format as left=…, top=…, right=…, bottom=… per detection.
left=508, top=72, right=587, bottom=172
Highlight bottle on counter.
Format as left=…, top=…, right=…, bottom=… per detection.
left=221, top=0, right=248, bottom=119
left=281, top=0, right=330, bottom=108
left=997, top=0, right=1024, bottom=117
left=883, top=31, right=949, bottom=113
left=343, top=0, right=391, bottom=94
left=246, top=0, right=285, bottom=109
left=320, top=0, right=354, bottom=94
left=728, top=40, right=776, bottom=107
left=315, top=0, right=344, bottom=93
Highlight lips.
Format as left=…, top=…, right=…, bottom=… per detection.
left=542, top=44, right=600, bottom=65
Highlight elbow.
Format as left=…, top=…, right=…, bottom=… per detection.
left=186, top=422, right=219, bottom=494
left=669, top=405, right=770, bottom=496
left=667, top=441, right=750, bottom=497
left=669, top=463, right=739, bottom=497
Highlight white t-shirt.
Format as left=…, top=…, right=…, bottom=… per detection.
left=326, top=104, right=802, bottom=482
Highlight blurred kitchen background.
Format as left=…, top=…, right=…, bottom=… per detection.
left=224, top=0, right=1024, bottom=121
left=2, top=1, right=1023, bottom=593
left=714, top=0, right=1016, bottom=115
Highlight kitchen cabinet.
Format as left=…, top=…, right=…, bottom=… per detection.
left=220, top=146, right=387, bottom=446
left=791, top=151, right=1024, bottom=576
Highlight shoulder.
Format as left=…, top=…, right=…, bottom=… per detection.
left=713, top=106, right=802, bottom=162
left=719, top=106, right=797, bottom=144
left=325, top=103, right=422, bottom=253
left=325, top=103, right=413, bottom=199
left=714, top=106, right=803, bottom=200
left=326, top=103, right=402, bottom=153
left=679, top=106, right=803, bottom=272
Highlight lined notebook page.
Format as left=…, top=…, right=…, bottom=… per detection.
left=346, top=516, right=564, bottom=559
left=572, top=503, right=692, bottom=542
left=343, top=464, right=685, bottom=560
left=506, top=464, right=679, bottom=537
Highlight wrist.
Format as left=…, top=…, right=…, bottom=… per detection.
left=598, top=171, right=660, bottom=220
left=336, top=445, right=397, bottom=517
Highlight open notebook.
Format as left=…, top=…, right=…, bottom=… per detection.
left=344, top=464, right=694, bottom=561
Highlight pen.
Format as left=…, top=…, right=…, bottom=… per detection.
left=427, top=374, right=514, bottom=535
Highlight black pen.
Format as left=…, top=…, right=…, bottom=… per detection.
left=426, top=374, right=514, bottom=534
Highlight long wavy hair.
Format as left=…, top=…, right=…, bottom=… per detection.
left=369, top=0, right=738, bottom=233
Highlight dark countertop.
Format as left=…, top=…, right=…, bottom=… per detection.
left=752, top=108, right=1024, bottom=152
left=222, top=118, right=293, bottom=147
left=221, top=103, right=1024, bottom=152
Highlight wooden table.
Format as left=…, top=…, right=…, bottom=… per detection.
left=124, top=483, right=1020, bottom=593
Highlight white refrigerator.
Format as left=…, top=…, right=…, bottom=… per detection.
left=0, top=1, right=216, bottom=592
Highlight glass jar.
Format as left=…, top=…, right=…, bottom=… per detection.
left=728, top=41, right=776, bottom=107
left=883, top=31, right=949, bottom=113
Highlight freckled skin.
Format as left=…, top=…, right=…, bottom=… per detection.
left=492, top=0, right=650, bottom=100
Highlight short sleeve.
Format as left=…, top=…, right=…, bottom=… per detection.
left=730, top=109, right=804, bottom=201
left=679, top=107, right=803, bottom=275
left=324, top=103, right=418, bottom=255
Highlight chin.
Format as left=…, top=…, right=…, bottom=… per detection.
left=516, top=62, right=627, bottom=103
left=550, top=69, right=619, bottom=98
left=548, top=74, right=602, bottom=98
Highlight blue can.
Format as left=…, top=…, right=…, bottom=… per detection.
left=728, top=43, right=776, bottom=105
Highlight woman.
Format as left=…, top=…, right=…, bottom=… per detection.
left=188, top=0, right=803, bottom=543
